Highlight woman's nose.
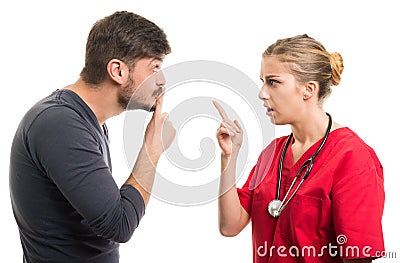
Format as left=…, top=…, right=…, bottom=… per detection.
left=258, top=85, right=270, bottom=101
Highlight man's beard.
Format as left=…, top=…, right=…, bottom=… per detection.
left=118, top=76, right=157, bottom=112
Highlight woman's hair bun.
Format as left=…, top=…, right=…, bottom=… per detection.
left=329, top=52, right=344, bottom=86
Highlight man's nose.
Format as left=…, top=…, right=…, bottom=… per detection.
left=156, top=70, right=166, bottom=89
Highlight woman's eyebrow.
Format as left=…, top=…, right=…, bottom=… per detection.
left=265, top=74, right=279, bottom=79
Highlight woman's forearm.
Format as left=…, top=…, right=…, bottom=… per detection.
left=218, top=153, right=249, bottom=236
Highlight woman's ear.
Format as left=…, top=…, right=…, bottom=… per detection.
left=303, top=81, right=318, bottom=100
left=107, top=59, right=128, bottom=85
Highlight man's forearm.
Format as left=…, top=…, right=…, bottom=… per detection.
left=125, top=146, right=159, bottom=206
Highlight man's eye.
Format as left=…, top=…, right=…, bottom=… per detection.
left=152, top=65, right=160, bottom=73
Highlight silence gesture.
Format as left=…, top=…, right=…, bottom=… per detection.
left=144, top=94, right=176, bottom=164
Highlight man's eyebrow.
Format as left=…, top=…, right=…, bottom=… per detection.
left=147, top=56, right=164, bottom=66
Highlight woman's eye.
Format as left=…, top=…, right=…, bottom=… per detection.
left=268, top=79, right=278, bottom=86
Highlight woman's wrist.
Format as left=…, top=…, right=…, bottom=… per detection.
left=221, top=150, right=239, bottom=160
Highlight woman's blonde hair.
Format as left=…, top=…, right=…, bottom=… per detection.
left=263, top=34, right=344, bottom=101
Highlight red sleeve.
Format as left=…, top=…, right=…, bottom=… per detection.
left=237, top=138, right=280, bottom=217
left=332, top=143, right=385, bottom=259
left=237, top=165, right=256, bottom=216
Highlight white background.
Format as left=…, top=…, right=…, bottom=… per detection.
left=1, top=0, right=399, bottom=262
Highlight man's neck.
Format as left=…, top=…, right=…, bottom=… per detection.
left=64, top=78, right=123, bottom=125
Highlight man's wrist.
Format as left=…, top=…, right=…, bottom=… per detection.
left=139, top=145, right=160, bottom=166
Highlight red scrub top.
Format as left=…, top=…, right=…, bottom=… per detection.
left=238, top=127, right=384, bottom=263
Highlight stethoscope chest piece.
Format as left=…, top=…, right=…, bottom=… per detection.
left=267, top=199, right=283, bottom=218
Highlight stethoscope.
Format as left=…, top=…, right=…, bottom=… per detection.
left=267, top=113, right=332, bottom=218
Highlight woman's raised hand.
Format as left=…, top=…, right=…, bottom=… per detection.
left=213, top=100, right=243, bottom=158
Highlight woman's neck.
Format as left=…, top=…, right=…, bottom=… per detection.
left=290, top=108, right=329, bottom=146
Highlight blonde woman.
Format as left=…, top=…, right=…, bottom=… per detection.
left=214, top=34, right=384, bottom=263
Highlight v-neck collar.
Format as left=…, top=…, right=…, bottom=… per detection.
left=284, top=136, right=324, bottom=171
left=283, top=127, right=347, bottom=172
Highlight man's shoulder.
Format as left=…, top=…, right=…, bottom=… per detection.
left=15, top=90, right=98, bottom=145
left=21, top=91, right=80, bottom=132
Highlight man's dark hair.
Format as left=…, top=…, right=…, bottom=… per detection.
left=80, top=11, right=171, bottom=84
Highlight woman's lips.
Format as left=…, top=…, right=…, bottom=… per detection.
left=265, top=105, right=274, bottom=115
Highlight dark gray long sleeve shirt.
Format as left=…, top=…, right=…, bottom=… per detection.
left=9, top=89, right=145, bottom=263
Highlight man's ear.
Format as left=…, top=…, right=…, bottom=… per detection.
left=303, top=81, right=318, bottom=100
left=107, top=59, right=128, bottom=85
